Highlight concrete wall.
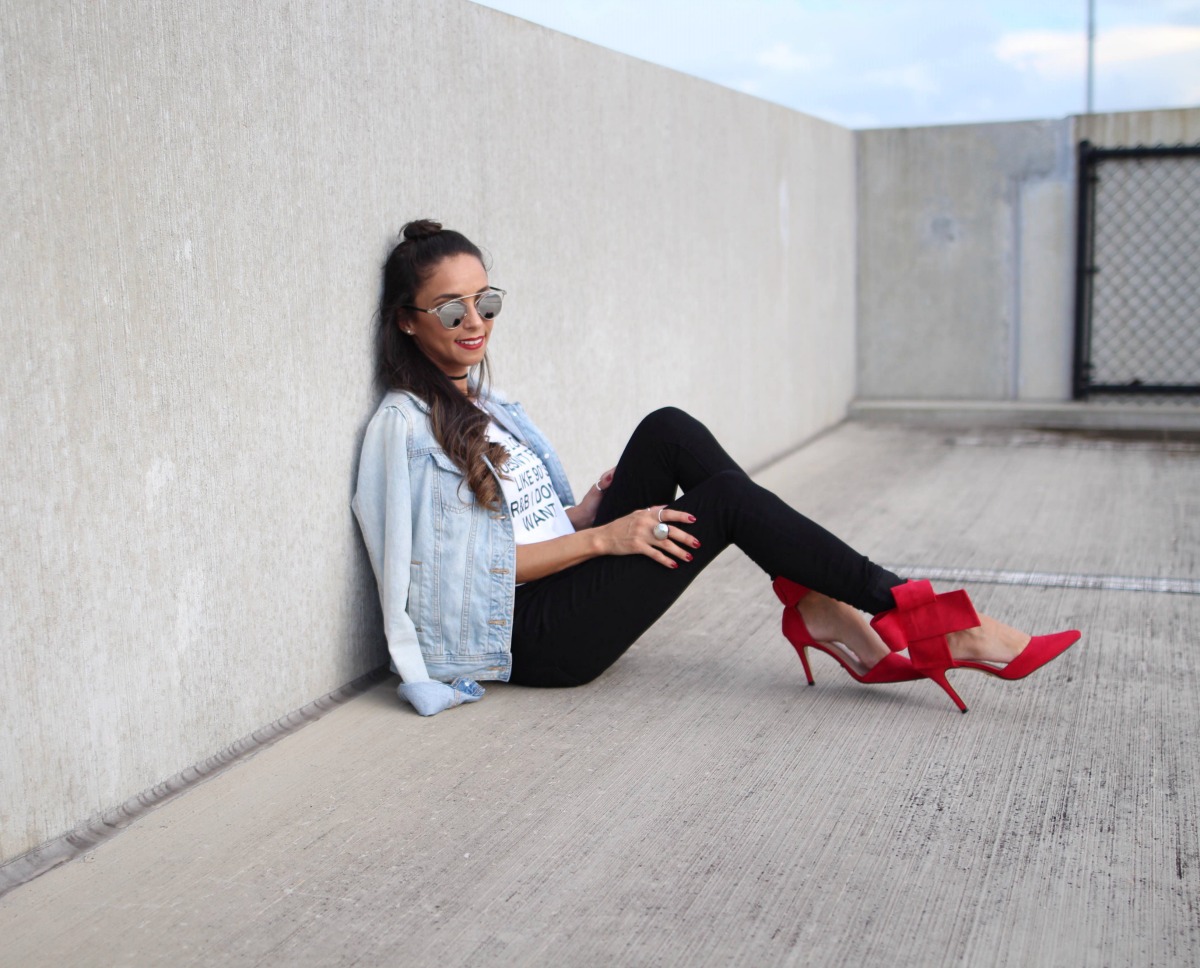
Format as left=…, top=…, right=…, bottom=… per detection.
left=856, top=108, right=1200, bottom=401
left=857, top=119, right=1072, bottom=400
left=1076, top=108, right=1200, bottom=146
left=0, top=1, right=857, bottom=865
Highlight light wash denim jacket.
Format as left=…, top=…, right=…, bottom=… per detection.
left=352, top=388, right=576, bottom=715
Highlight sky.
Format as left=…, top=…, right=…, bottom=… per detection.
left=469, top=0, right=1200, bottom=128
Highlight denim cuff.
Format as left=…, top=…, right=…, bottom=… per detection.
left=396, top=677, right=486, bottom=716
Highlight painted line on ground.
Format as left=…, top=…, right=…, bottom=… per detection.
left=880, top=565, right=1200, bottom=596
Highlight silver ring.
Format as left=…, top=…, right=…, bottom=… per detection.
left=656, top=508, right=666, bottom=522
left=653, top=522, right=670, bottom=540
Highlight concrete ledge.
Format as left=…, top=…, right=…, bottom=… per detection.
left=850, top=398, right=1200, bottom=435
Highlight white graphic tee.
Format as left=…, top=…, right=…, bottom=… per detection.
left=486, top=422, right=575, bottom=545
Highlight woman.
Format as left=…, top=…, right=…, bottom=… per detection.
left=353, top=220, right=1080, bottom=716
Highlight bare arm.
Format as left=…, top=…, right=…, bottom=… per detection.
left=515, top=505, right=699, bottom=583
left=515, top=528, right=607, bottom=582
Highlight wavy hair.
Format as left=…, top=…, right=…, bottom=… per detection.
left=376, top=219, right=507, bottom=509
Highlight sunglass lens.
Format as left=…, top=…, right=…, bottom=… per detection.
left=477, top=291, right=503, bottom=320
left=436, top=301, right=467, bottom=329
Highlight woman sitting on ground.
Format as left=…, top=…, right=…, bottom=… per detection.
left=353, top=220, right=1080, bottom=716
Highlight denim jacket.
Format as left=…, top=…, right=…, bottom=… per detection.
left=352, top=388, right=575, bottom=715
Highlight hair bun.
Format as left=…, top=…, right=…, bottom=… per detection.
left=401, top=219, right=443, bottom=242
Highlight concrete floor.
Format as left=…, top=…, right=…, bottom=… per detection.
left=2, top=421, right=1198, bottom=968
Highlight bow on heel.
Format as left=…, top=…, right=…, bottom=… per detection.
left=870, top=580, right=1082, bottom=713
left=772, top=577, right=920, bottom=686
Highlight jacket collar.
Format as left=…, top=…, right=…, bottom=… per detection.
left=386, top=388, right=526, bottom=443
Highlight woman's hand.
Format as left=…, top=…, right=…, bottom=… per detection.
left=567, top=466, right=616, bottom=530
left=515, top=501, right=699, bottom=582
left=596, top=506, right=699, bottom=569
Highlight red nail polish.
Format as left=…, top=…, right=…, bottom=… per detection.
left=693, top=540, right=701, bottom=548
left=671, top=561, right=679, bottom=569
left=685, top=553, right=693, bottom=562
left=688, top=515, right=697, bottom=523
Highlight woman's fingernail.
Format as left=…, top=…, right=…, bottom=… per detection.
left=693, top=540, right=701, bottom=548
left=685, top=553, right=693, bottom=562
left=671, top=561, right=679, bottom=569
left=688, top=515, right=697, bottom=523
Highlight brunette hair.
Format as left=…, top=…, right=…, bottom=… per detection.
left=376, top=219, right=507, bottom=509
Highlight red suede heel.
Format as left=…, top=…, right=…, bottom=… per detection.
left=870, top=580, right=1082, bottom=713
left=772, top=577, right=920, bottom=686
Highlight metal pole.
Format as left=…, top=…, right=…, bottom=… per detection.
left=1072, top=141, right=1095, bottom=400
left=1086, top=0, right=1095, bottom=114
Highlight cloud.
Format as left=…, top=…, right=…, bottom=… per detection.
left=995, top=24, right=1200, bottom=77
left=472, top=0, right=1200, bottom=126
left=754, top=42, right=821, bottom=73
left=862, top=63, right=940, bottom=96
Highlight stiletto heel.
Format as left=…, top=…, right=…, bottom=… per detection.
left=772, top=578, right=920, bottom=686
left=871, top=580, right=1081, bottom=713
left=795, top=636, right=815, bottom=686
left=925, top=669, right=969, bottom=714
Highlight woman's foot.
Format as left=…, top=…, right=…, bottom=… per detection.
left=795, top=591, right=893, bottom=674
left=868, top=580, right=1082, bottom=712
left=945, top=614, right=1030, bottom=666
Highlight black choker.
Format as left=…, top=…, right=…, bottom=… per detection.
left=449, top=373, right=470, bottom=381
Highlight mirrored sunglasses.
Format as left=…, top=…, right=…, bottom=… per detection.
left=407, top=287, right=506, bottom=330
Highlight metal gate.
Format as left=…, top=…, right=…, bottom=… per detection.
left=1073, top=141, right=1200, bottom=399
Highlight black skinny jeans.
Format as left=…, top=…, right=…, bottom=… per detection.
left=509, top=408, right=904, bottom=687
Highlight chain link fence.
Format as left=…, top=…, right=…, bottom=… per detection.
left=1073, top=142, right=1200, bottom=399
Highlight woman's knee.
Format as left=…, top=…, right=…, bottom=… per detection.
left=634, top=406, right=700, bottom=441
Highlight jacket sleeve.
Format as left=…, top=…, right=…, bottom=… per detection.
left=352, top=405, right=483, bottom=716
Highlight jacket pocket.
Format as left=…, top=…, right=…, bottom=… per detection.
left=429, top=450, right=475, bottom=513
